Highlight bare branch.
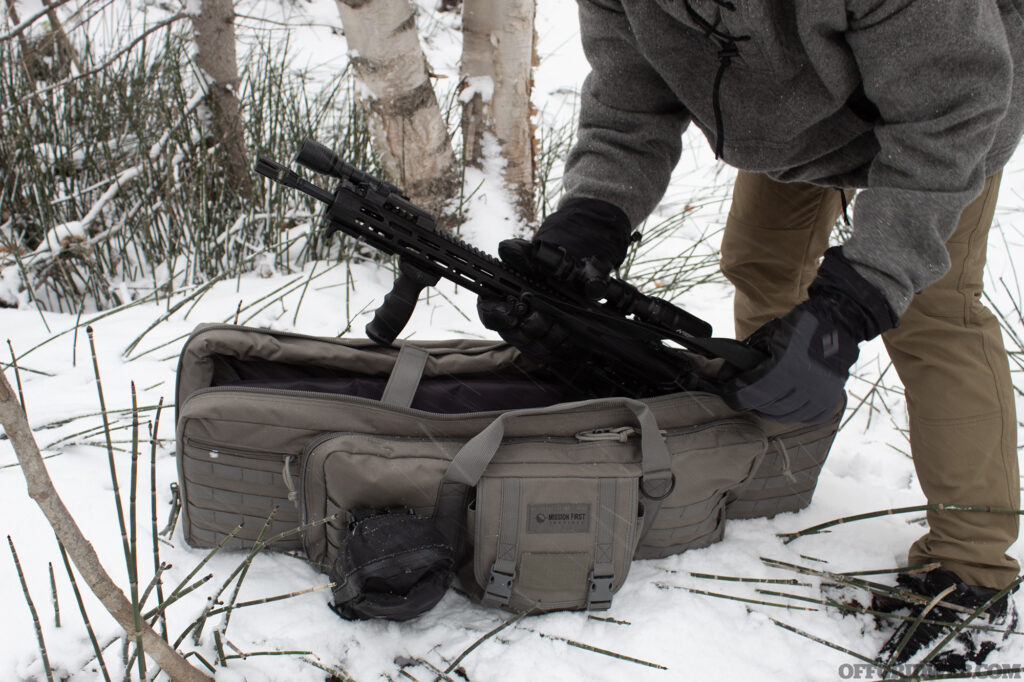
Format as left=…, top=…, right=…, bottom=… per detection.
left=19, top=90, right=205, bottom=272
left=41, top=0, right=84, bottom=73
left=1, top=13, right=187, bottom=116
left=0, top=368, right=212, bottom=682
left=0, top=0, right=77, bottom=42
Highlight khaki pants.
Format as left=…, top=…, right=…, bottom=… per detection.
left=721, top=170, right=1020, bottom=589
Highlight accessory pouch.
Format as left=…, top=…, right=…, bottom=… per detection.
left=436, top=398, right=674, bottom=613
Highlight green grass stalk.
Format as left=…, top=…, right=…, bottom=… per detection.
left=6, top=339, right=26, bottom=412
left=129, top=382, right=146, bottom=679
left=445, top=607, right=538, bottom=674
left=149, top=398, right=167, bottom=638
left=207, top=507, right=279, bottom=639
left=779, top=504, right=1024, bottom=544
left=48, top=561, right=59, bottom=627
left=57, top=541, right=113, bottom=682
left=8, top=536, right=54, bottom=682
left=205, top=583, right=334, bottom=617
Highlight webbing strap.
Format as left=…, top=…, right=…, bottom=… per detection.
left=443, top=397, right=672, bottom=497
left=433, top=480, right=470, bottom=555
left=380, top=343, right=429, bottom=408
left=482, top=477, right=522, bottom=608
left=587, top=478, right=617, bottom=610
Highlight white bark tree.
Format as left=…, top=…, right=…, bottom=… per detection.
left=461, top=0, right=537, bottom=222
left=334, top=0, right=460, bottom=225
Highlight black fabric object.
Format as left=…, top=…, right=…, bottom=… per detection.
left=809, top=246, right=898, bottom=338
left=329, top=509, right=454, bottom=621
left=477, top=198, right=632, bottom=372
left=219, top=374, right=581, bottom=413
left=475, top=196, right=626, bottom=366
left=533, top=197, right=633, bottom=270
left=477, top=199, right=631, bottom=370
left=875, top=570, right=1018, bottom=673
left=721, top=247, right=897, bottom=423
left=476, top=296, right=576, bottom=368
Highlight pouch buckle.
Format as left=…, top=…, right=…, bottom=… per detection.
left=482, top=565, right=516, bottom=607
left=587, top=571, right=615, bottom=611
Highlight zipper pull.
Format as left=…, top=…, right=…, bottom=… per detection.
left=282, top=455, right=299, bottom=504
left=575, top=426, right=636, bottom=442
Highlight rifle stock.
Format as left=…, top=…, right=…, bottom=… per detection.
left=256, top=140, right=762, bottom=397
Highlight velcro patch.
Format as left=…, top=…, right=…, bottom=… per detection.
left=527, top=504, right=591, bottom=534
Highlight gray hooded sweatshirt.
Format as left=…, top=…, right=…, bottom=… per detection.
left=563, top=0, right=1024, bottom=315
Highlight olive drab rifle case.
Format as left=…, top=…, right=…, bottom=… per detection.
left=174, top=324, right=840, bottom=615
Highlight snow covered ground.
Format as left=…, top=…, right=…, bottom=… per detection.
left=2, top=1, right=1024, bottom=680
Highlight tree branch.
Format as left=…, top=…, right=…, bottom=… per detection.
left=0, top=0, right=77, bottom=42
left=0, top=368, right=212, bottom=682
left=1, top=13, right=187, bottom=116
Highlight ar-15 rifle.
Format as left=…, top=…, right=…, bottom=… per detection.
left=256, top=139, right=762, bottom=397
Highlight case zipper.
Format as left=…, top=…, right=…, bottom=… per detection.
left=180, top=385, right=513, bottom=420
left=184, top=436, right=290, bottom=460
left=577, top=418, right=761, bottom=443
left=185, top=436, right=301, bottom=508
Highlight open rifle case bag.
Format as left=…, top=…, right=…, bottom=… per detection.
left=174, top=324, right=841, bottom=616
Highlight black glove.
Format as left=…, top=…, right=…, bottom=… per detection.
left=531, top=197, right=633, bottom=269
left=721, top=247, right=898, bottom=424
left=476, top=294, right=576, bottom=366
left=477, top=198, right=632, bottom=363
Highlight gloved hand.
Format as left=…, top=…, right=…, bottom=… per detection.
left=721, top=247, right=898, bottom=424
left=530, top=196, right=633, bottom=270
left=477, top=198, right=633, bottom=364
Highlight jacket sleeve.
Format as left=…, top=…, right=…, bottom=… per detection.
left=562, top=0, right=692, bottom=227
left=841, top=0, right=1014, bottom=315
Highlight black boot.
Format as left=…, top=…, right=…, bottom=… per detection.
left=875, top=569, right=1017, bottom=676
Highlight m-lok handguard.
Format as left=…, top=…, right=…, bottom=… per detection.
left=256, top=139, right=761, bottom=397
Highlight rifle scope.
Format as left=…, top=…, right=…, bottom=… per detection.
left=295, top=139, right=407, bottom=199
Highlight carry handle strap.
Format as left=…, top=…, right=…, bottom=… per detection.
left=443, top=397, right=674, bottom=498
left=380, top=343, right=430, bottom=408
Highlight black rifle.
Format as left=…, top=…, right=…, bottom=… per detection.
left=256, top=140, right=761, bottom=397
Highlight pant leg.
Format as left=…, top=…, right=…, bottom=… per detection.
left=721, top=170, right=846, bottom=338
left=883, top=171, right=1020, bottom=590
left=721, top=170, right=1019, bottom=589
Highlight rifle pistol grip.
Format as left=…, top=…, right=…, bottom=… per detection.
left=366, top=258, right=441, bottom=345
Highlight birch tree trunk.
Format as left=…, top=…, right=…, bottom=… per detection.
left=334, top=0, right=459, bottom=225
left=191, top=0, right=250, bottom=197
left=461, top=0, right=537, bottom=222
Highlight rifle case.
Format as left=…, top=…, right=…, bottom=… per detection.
left=174, top=324, right=840, bottom=613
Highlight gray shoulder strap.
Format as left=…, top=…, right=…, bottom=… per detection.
left=445, top=397, right=673, bottom=498
left=380, top=344, right=430, bottom=408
